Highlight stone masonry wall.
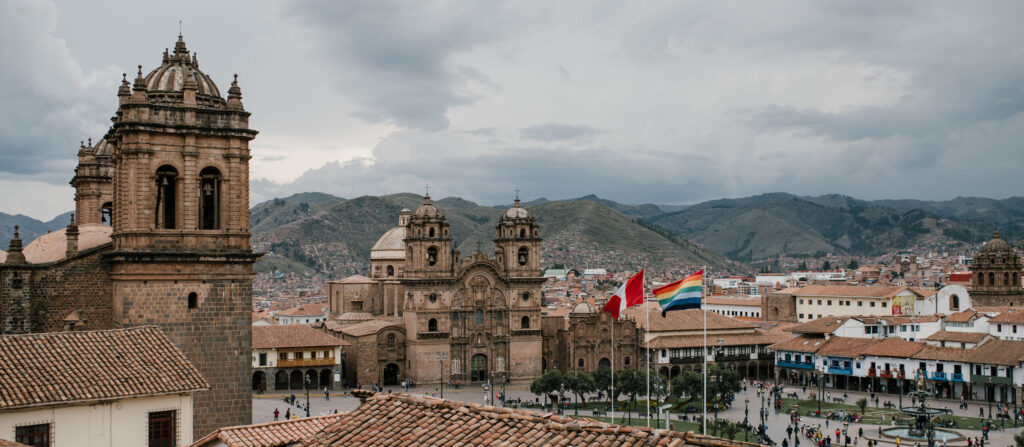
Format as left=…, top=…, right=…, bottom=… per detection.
left=113, top=264, right=252, bottom=440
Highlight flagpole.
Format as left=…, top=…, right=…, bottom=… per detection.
left=611, top=313, right=615, bottom=425
left=702, top=265, right=707, bottom=436
left=645, top=288, right=650, bottom=428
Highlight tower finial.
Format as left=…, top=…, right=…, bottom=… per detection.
left=514, top=187, right=521, bottom=207
left=424, top=184, right=431, bottom=201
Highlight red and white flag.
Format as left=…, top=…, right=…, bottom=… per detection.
left=602, top=270, right=645, bottom=319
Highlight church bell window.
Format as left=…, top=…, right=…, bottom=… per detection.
left=199, top=167, right=221, bottom=229
left=517, top=247, right=528, bottom=266
left=428, top=318, right=438, bottom=332
left=427, top=246, right=438, bottom=266
left=154, top=166, right=178, bottom=229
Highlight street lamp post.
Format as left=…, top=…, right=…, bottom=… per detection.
left=744, top=398, right=750, bottom=442
left=842, top=421, right=849, bottom=447
left=988, top=377, right=993, bottom=419
left=436, top=351, right=447, bottom=399
left=304, top=376, right=311, bottom=417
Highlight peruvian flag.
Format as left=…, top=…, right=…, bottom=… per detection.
left=602, top=270, right=645, bottom=319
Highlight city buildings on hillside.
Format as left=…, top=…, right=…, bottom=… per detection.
left=251, top=325, right=349, bottom=391
left=0, top=327, right=208, bottom=447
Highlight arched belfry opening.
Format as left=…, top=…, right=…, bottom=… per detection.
left=199, top=166, right=221, bottom=229
left=155, top=166, right=178, bottom=229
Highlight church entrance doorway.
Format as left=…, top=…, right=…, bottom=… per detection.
left=599, top=358, right=611, bottom=370
left=471, top=354, right=488, bottom=382
left=383, top=363, right=400, bottom=386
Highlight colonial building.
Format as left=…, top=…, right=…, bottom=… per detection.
left=0, top=35, right=258, bottom=438
left=251, top=325, right=349, bottom=392
left=324, top=196, right=545, bottom=385
left=540, top=302, right=641, bottom=374
left=969, top=230, right=1024, bottom=306
left=0, top=327, right=208, bottom=447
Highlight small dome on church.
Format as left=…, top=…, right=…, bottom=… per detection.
left=571, top=302, right=595, bottom=314
left=23, top=224, right=112, bottom=264
left=413, top=195, right=442, bottom=218
left=141, top=35, right=224, bottom=105
left=370, top=226, right=406, bottom=260
left=502, top=196, right=530, bottom=219
left=981, top=230, right=1012, bottom=254
left=93, top=138, right=114, bottom=157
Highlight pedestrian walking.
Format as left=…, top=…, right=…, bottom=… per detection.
left=274, top=408, right=279, bottom=421
left=324, top=386, right=330, bottom=401
left=285, top=408, right=291, bottom=420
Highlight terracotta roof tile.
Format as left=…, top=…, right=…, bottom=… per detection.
left=300, top=391, right=760, bottom=447
left=923, top=331, right=988, bottom=344
left=965, top=339, right=1024, bottom=366
left=0, top=326, right=208, bottom=410
left=253, top=325, right=349, bottom=349
left=861, top=337, right=924, bottom=358
left=768, top=335, right=828, bottom=353
left=988, top=309, right=1024, bottom=324
left=816, top=337, right=877, bottom=358
left=943, top=310, right=980, bottom=323
left=277, top=304, right=327, bottom=317
left=191, top=414, right=342, bottom=447
left=912, top=346, right=971, bottom=362
left=703, top=296, right=762, bottom=307
left=785, top=285, right=916, bottom=298
left=786, top=317, right=851, bottom=335
left=0, top=440, right=31, bottom=447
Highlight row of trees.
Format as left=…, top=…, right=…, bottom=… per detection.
left=529, top=365, right=742, bottom=426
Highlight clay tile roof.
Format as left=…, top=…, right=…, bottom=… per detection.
left=191, top=414, right=342, bottom=447
left=647, top=330, right=788, bottom=349
left=277, top=304, right=327, bottom=317
left=787, top=285, right=913, bottom=298
left=861, top=337, right=925, bottom=358
left=912, top=346, right=971, bottom=362
left=334, top=317, right=404, bottom=337
left=944, top=310, right=980, bottom=323
left=703, top=296, right=762, bottom=307
left=0, top=326, right=208, bottom=410
left=988, top=309, right=1024, bottom=324
left=966, top=339, right=1024, bottom=366
left=0, top=439, right=31, bottom=447
left=786, top=317, right=851, bottom=335
left=924, top=331, right=988, bottom=343
left=768, top=335, right=828, bottom=353
left=816, top=336, right=878, bottom=358
left=625, top=304, right=754, bottom=332
left=299, top=392, right=761, bottom=447
left=252, top=325, right=349, bottom=349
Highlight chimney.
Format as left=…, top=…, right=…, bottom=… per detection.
left=66, top=213, right=79, bottom=258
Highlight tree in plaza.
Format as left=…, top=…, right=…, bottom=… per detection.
left=530, top=370, right=564, bottom=412
left=708, top=365, right=742, bottom=405
left=856, top=397, right=868, bottom=415
left=722, top=420, right=739, bottom=440
left=617, top=369, right=646, bottom=425
left=644, top=369, right=667, bottom=418
left=670, top=370, right=703, bottom=403
left=1014, top=430, right=1024, bottom=447
left=563, top=370, right=596, bottom=415
left=593, top=365, right=613, bottom=403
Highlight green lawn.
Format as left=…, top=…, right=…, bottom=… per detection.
left=781, top=398, right=994, bottom=431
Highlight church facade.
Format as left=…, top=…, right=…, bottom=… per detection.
left=326, top=197, right=545, bottom=386
left=0, top=36, right=257, bottom=439
left=969, top=230, right=1024, bottom=307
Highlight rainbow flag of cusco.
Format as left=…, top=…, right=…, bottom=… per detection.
left=654, top=269, right=703, bottom=317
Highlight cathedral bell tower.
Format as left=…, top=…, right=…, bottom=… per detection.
left=104, top=35, right=259, bottom=439
left=493, top=196, right=541, bottom=277
left=403, top=195, right=452, bottom=278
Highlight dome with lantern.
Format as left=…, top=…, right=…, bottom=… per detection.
left=135, top=35, right=229, bottom=107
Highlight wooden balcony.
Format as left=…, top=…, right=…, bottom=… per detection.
left=278, top=358, right=337, bottom=368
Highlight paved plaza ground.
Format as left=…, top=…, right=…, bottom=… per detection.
left=253, top=380, right=1024, bottom=446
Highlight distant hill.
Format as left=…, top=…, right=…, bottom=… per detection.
left=0, top=211, right=74, bottom=245
left=647, top=193, right=989, bottom=261
left=250, top=194, right=744, bottom=277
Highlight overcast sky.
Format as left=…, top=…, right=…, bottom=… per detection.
left=2, top=0, right=1023, bottom=220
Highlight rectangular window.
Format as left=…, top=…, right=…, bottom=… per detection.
left=882, top=302, right=887, bottom=307
left=857, top=301, right=863, bottom=306
left=296, top=351, right=304, bottom=360
left=799, top=299, right=804, bottom=304
left=1015, top=325, right=1018, bottom=334
left=259, top=353, right=267, bottom=366
left=865, top=327, right=871, bottom=335
left=799, top=313, right=805, bottom=319
left=827, top=300, right=832, bottom=305
left=817, top=300, right=822, bottom=305
left=901, top=325, right=907, bottom=332
left=148, top=410, right=176, bottom=447
left=998, top=324, right=1003, bottom=332
left=15, top=424, right=50, bottom=447
left=310, top=351, right=317, bottom=359
left=870, top=302, right=876, bottom=307
left=954, top=365, right=962, bottom=374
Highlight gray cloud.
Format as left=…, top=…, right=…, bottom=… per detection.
left=520, top=123, right=602, bottom=142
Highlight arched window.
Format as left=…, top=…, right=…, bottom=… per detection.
left=429, top=227, right=435, bottom=237
left=578, top=358, right=584, bottom=368
left=496, top=310, right=503, bottom=321
left=155, top=166, right=178, bottom=229
left=522, top=292, right=530, bottom=302
left=521, top=316, right=530, bottom=329
left=101, top=202, right=113, bottom=226
left=1005, top=272, right=1011, bottom=286
left=518, top=247, right=528, bottom=266
left=452, top=312, right=459, bottom=322
left=625, top=356, right=630, bottom=366
left=187, top=292, right=198, bottom=309
left=475, top=309, right=484, bottom=325
left=520, top=228, right=526, bottom=238
left=199, top=167, right=221, bottom=229
left=387, top=265, right=395, bottom=276
left=427, top=246, right=438, bottom=266
left=989, top=273, right=996, bottom=286
left=428, top=318, right=438, bottom=332
left=429, top=293, right=438, bottom=303
left=386, top=334, right=396, bottom=347
left=950, top=295, right=960, bottom=311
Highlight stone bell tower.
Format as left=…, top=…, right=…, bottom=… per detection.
left=403, top=195, right=453, bottom=278
left=493, top=195, right=541, bottom=277
left=105, top=35, right=259, bottom=438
